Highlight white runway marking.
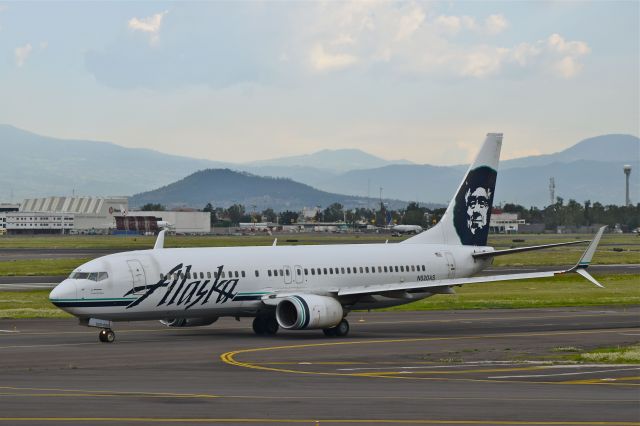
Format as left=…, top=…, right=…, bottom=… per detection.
left=490, top=367, right=640, bottom=379
left=0, top=330, right=20, bottom=333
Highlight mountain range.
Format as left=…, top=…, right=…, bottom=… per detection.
left=1, top=124, right=638, bottom=209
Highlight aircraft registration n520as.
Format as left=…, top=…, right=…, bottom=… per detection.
left=49, top=134, right=606, bottom=343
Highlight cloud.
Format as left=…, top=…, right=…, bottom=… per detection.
left=15, top=43, right=33, bottom=67
left=128, top=10, right=168, bottom=44
left=484, top=14, right=508, bottom=35
left=310, top=44, right=358, bottom=72
left=395, top=6, right=425, bottom=41
left=460, top=47, right=510, bottom=77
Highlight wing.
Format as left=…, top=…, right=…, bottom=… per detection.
left=338, top=226, right=606, bottom=298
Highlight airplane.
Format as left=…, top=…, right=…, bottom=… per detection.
left=392, top=224, right=423, bottom=235
left=49, top=133, right=606, bottom=343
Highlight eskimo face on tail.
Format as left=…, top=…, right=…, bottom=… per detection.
left=453, top=166, right=497, bottom=246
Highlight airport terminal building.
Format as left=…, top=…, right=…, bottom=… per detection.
left=0, top=197, right=210, bottom=235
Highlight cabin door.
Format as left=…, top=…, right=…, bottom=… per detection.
left=444, top=252, right=456, bottom=279
left=127, top=259, right=147, bottom=294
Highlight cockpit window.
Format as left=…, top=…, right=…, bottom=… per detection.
left=69, top=272, right=109, bottom=281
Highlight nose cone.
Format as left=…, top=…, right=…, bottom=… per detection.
left=49, top=279, right=77, bottom=304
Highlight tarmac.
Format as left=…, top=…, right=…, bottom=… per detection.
left=0, top=307, right=638, bottom=425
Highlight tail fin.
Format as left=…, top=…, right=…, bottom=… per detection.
left=403, top=133, right=503, bottom=246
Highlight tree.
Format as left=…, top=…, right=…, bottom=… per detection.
left=202, top=203, right=217, bottom=226
left=140, top=203, right=165, bottom=211
left=323, top=203, right=344, bottom=222
left=261, top=208, right=277, bottom=223
left=403, top=202, right=428, bottom=226
left=279, top=210, right=299, bottom=224
left=226, top=204, right=245, bottom=225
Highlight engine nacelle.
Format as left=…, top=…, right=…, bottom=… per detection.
left=159, top=317, right=218, bottom=328
left=275, top=295, right=343, bottom=330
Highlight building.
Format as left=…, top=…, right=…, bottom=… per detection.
left=489, top=212, right=525, bottom=233
left=4, top=212, right=74, bottom=234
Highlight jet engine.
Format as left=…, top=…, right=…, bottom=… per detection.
left=160, top=317, right=218, bottom=327
left=275, top=295, right=343, bottom=330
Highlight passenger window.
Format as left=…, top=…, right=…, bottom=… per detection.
left=221, top=271, right=226, bottom=278
left=384, top=266, right=388, bottom=273
left=318, top=269, right=322, bottom=276
left=207, top=272, right=211, bottom=279
left=359, top=267, right=363, bottom=273
left=160, top=273, right=164, bottom=280
left=371, top=266, right=375, bottom=274
left=200, top=272, right=205, bottom=279
left=279, top=269, right=284, bottom=276
left=214, top=272, right=218, bottom=279
left=347, top=267, right=351, bottom=274
left=241, top=271, right=245, bottom=278
left=378, top=266, right=382, bottom=273
left=394, top=266, right=399, bottom=272
left=329, top=268, right=333, bottom=274
left=323, top=268, right=328, bottom=274
left=311, top=268, right=315, bottom=275
left=406, top=265, right=410, bottom=271
left=285, top=269, right=290, bottom=276
left=422, top=265, right=426, bottom=271
left=268, top=270, right=272, bottom=277
left=411, top=265, right=415, bottom=272
left=400, top=266, right=405, bottom=272
left=304, top=268, right=308, bottom=275
left=365, top=267, right=369, bottom=273
left=341, top=267, right=345, bottom=274
left=297, top=269, right=301, bottom=275
left=255, top=270, right=259, bottom=277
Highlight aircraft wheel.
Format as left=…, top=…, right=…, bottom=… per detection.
left=264, top=317, right=279, bottom=335
left=334, top=319, right=350, bottom=337
left=252, top=317, right=266, bottom=335
left=99, top=328, right=115, bottom=343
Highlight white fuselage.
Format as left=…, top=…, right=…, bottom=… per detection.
left=50, top=242, right=492, bottom=322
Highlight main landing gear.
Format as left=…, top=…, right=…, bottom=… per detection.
left=98, top=328, right=115, bottom=343
left=252, top=316, right=279, bottom=336
left=323, top=319, right=350, bottom=337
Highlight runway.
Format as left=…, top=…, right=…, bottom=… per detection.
left=0, top=307, right=638, bottom=425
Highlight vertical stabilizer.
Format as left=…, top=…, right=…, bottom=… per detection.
left=403, top=133, right=502, bottom=246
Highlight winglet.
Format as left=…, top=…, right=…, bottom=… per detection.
left=569, top=226, right=606, bottom=271
left=566, top=226, right=606, bottom=287
left=272, top=238, right=277, bottom=247
left=154, top=230, right=166, bottom=250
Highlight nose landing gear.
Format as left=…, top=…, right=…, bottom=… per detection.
left=98, top=328, right=115, bottom=343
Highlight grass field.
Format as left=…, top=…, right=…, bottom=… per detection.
left=1, top=273, right=637, bottom=319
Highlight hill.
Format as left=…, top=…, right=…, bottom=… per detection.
left=129, top=169, right=415, bottom=211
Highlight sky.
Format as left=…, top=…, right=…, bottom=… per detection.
left=0, top=1, right=638, bottom=165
